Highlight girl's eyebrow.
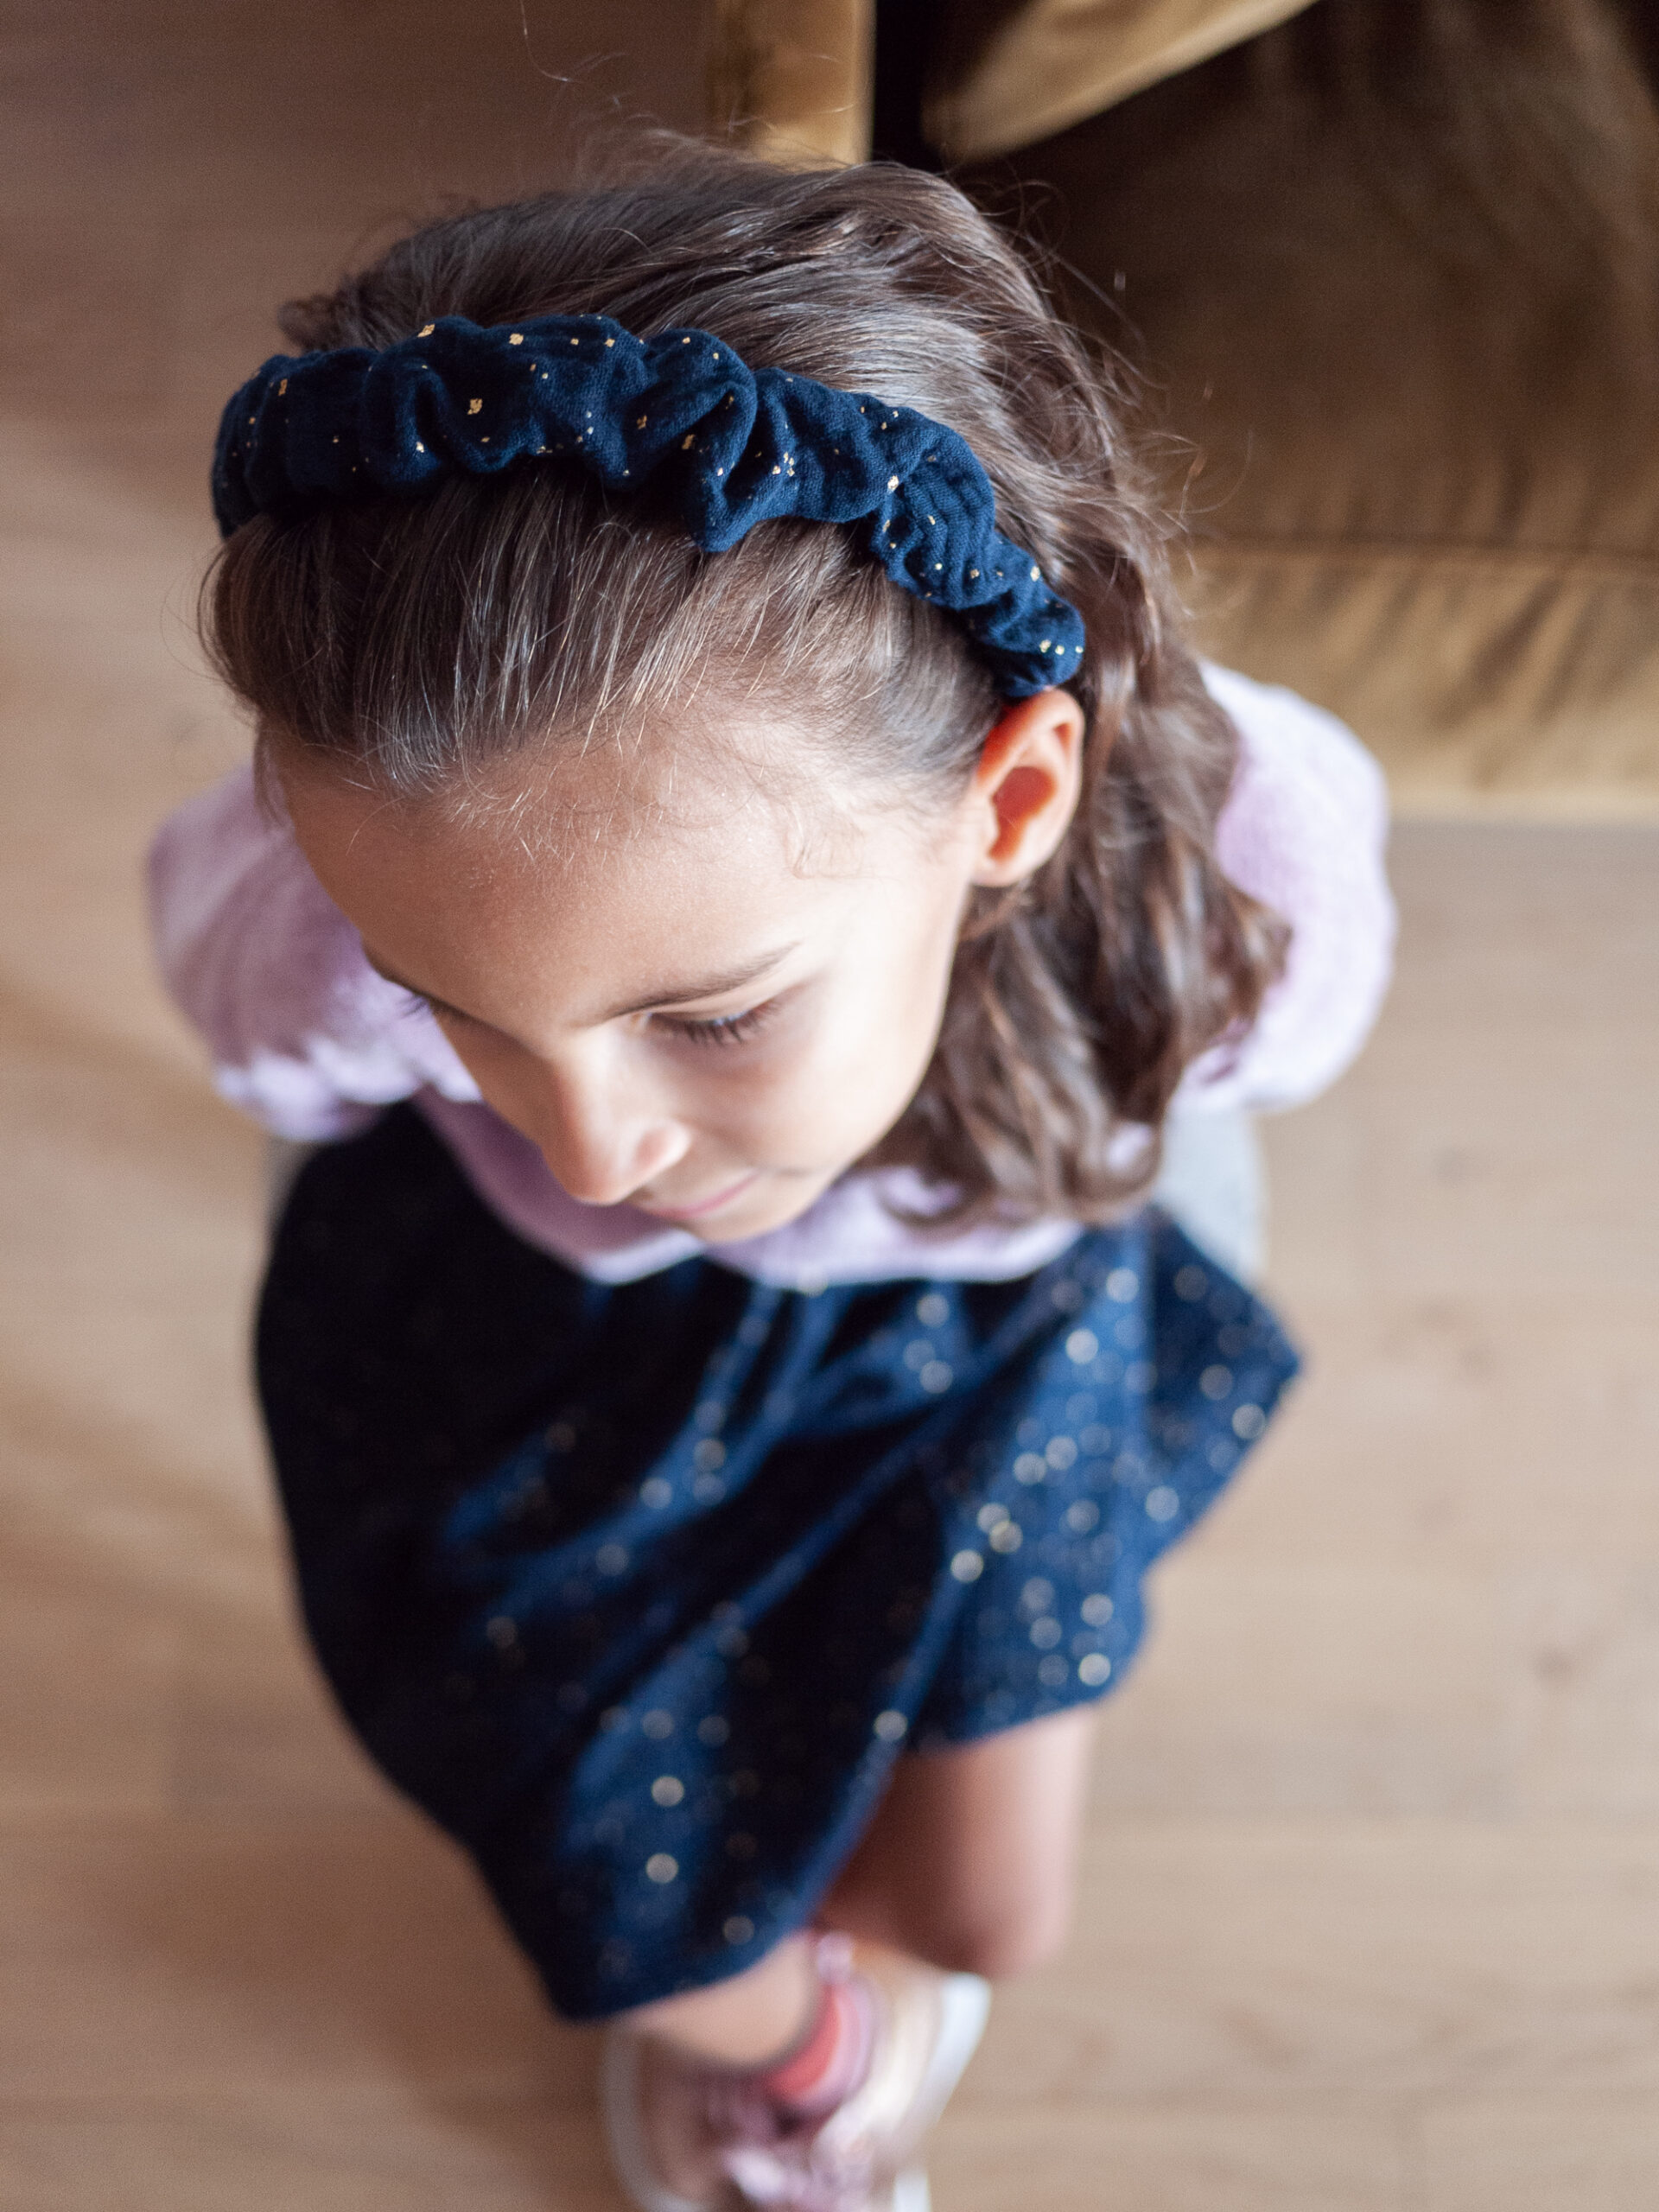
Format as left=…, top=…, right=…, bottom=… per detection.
left=601, top=946, right=799, bottom=1020
left=362, top=945, right=799, bottom=1025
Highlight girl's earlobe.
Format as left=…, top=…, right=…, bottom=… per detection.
left=970, top=689, right=1087, bottom=887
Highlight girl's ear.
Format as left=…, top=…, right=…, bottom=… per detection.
left=969, top=689, right=1087, bottom=887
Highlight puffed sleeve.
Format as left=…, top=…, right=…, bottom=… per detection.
left=1177, top=664, right=1396, bottom=1114
left=146, top=763, right=481, bottom=1140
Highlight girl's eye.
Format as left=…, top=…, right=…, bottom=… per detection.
left=654, top=1000, right=779, bottom=1049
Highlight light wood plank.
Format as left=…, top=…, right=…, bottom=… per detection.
left=1421, top=2096, right=1659, bottom=2212
left=0, top=2088, right=621, bottom=2212
left=934, top=2104, right=1413, bottom=2212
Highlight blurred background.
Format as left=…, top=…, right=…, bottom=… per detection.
left=3, top=3, right=1659, bottom=2205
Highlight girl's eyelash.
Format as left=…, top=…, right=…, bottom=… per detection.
left=655, top=1001, right=778, bottom=1048
left=399, top=989, right=778, bottom=1046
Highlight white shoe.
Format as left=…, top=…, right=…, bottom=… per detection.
left=602, top=1941, right=990, bottom=2212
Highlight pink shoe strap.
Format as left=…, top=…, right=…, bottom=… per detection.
left=757, top=1969, right=875, bottom=2120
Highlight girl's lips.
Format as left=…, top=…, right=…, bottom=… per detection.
left=638, top=1173, right=760, bottom=1223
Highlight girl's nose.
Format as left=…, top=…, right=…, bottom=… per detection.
left=531, top=1064, right=690, bottom=1208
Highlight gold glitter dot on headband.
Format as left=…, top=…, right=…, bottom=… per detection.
left=887, top=476, right=899, bottom=492
left=277, top=378, right=287, bottom=397
left=636, top=416, right=647, bottom=429
left=419, top=323, right=435, bottom=337
left=570, top=338, right=579, bottom=346
left=968, top=568, right=979, bottom=579
left=508, top=333, right=524, bottom=345
left=605, top=338, right=614, bottom=347
left=1031, top=565, right=1041, bottom=580
left=467, top=398, right=482, bottom=415
left=415, top=441, right=424, bottom=452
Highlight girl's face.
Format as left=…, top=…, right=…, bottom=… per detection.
left=282, top=695, right=1082, bottom=1243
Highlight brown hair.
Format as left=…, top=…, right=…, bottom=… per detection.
left=205, top=135, right=1284, bottom=1226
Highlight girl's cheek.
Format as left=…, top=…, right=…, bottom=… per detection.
left=748, top=1007, right=921, bottom=1151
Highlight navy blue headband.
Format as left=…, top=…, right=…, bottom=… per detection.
left=213, top=313, right=1086, bottom=698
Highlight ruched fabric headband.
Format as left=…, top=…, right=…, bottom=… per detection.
left=213, top=313, right=1087, bottom=698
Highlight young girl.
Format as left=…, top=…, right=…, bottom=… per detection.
left=151, top=139, right=1391, bottom=2212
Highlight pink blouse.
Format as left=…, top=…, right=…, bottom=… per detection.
left=149, top=664, right=1394, bottom=1288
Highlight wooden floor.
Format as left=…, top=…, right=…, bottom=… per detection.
left=6, top=8, right=1659, bottom=2208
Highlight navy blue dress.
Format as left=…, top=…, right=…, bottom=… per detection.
left=257, top=1104, right=1298, bottom=2020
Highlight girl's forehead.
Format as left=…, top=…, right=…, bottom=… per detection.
left=277, top=735, right=919, bottom=976
left=279, top=717, right=893, bottom=887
